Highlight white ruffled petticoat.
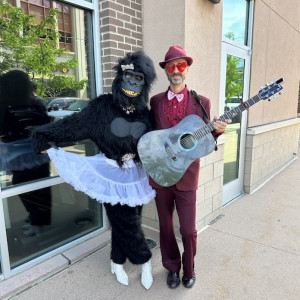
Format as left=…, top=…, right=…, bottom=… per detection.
left=47, top=147, right=155, bottom=207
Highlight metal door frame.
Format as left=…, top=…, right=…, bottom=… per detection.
left=220, top=0, right=254, bottom=205
left=0, top=0, right=104, bottom=279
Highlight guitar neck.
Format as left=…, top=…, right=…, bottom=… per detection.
left=194, top=94, right=261, bottom=139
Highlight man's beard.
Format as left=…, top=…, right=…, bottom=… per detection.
left=167, top=73, right=185, bottom=85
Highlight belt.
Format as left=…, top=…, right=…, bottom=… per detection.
left=121, top=153, right=136, bottom=162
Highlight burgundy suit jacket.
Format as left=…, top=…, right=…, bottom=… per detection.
left=149, top=90, right=212, bottom=191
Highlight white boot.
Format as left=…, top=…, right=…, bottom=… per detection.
left=111, top=260, right=129, bottom=286
left=141, top=259, right=153, bottom=290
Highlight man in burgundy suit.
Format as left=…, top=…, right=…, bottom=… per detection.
left=149, top=46, right=230, bottom=289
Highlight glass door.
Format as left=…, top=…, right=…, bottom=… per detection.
left=220, top=45, right=250, bottom=205
left=223, top=55, right=245, bottom=186
left=221, top=0, right=253, bottom=205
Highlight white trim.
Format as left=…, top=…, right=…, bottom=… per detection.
left=59, top=0, right=95, bottom=10
left=247, top=0, right=255, bottom=49
left=247, top=118, right=300, bottom=135
left=0, top=190, right=11, bottom=278
left=197, top=225, right=209, bottom=235
left=92, top=3, right=103, bottom=96
left=222, top=38, right=250, bottom=51
left=9, top=226, right=107, bottom=277
left=1, top=177, right=64, bottom=198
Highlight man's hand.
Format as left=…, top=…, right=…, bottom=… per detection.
left=213, top=116, right=232, bottom=133
left=41, top=150, right=48, bottom=154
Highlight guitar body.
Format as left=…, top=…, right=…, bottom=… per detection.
left=138, top=114, right=216, bottom=187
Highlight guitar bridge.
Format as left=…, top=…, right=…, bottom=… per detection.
left=164, top=143, right=177, bottom=160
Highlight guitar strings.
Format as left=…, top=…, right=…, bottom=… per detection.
left=169, top=100, right=251, bottom=151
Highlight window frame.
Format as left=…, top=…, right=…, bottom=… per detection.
left=220, top=0, right=254, bottom=205
left=0, top=0, right=103, bottom=279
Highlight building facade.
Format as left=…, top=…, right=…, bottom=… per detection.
left=0, top=0, right=299, bottom=295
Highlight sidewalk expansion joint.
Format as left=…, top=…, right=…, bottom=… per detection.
left=208, top=214, right=225, bottom=225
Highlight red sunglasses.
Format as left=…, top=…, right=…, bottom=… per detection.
left=165, top=61, right=187, bottom=73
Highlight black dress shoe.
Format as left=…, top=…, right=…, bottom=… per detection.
left=167, top=271, right=180, bottom=289
left=182, top=274, right=196, bottom=288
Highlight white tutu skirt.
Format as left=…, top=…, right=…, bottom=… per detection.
left=47, top=148, right=155, bottom=207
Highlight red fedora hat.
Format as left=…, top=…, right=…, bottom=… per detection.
left=159, top=45, right=193, bottom=69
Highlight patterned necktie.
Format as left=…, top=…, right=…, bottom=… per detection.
left=167, top=90, right=184, bottom=102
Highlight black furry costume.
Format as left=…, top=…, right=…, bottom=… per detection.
left=32, top=51, right=156, bottom=266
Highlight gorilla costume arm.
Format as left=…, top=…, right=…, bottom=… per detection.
left=31, top=98, right=98, bottom=153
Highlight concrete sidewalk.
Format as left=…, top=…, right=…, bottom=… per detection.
left=3, top=156, right=300, bottom=299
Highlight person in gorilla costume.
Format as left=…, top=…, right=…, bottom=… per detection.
left=31, top=51, right=157, bottom=289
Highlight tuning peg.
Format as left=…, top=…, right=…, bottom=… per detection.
left=265, top=83, right=269, bottom=86
left=273, top=95, right=277, bottom=99
left=279, top=92, right=282, bottom=95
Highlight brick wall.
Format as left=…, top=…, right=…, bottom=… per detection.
left=244, top=119, right=300, bottom=193
left=99, top=0, right=143, bottom=93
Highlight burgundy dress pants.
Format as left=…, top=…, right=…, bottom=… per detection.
left=155, top=186, right=197, bottom=278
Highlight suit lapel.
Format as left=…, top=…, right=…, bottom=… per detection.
left=158, top=92, right=172, bottom=128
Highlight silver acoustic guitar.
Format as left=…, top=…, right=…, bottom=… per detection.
left=138, top=78, right=284, bottom=187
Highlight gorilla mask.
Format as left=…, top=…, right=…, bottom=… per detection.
left=112, top=51, right=156, bottom=112
left=121, top=69, right=145, bottom=97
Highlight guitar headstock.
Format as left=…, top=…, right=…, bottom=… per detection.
left=259, top=78, right=284, bottom=101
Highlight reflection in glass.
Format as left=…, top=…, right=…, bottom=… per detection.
left=223, top=55, right=245, bottom=184
left=5, top=184, right=102, bottom=268
left=222, top=0, right=250, bottom=45
left=0, top=7, right=96, bottom=188
left=0, top=70, right=53, bottom=201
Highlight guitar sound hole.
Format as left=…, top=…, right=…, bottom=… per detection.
left=179, top=134, right=196, bottom=150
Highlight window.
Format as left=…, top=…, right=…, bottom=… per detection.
left=20, top=0, right=52, bottom=24
left=0, top=0, right=102, bottom=274
left=222, top=0, right=250, bottom=46
left=20, top=0, right=73, bottom=51
left=5, top=183, right=103, bottom=269
left=56, top=1, right=73, bottom=51
left=0, top=4, right=95, bottom=188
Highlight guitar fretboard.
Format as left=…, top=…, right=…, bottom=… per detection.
left=194, top=94, right=261, bottom=140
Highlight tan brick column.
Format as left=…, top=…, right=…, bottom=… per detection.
left=99, top=0, right=143, bottom=93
